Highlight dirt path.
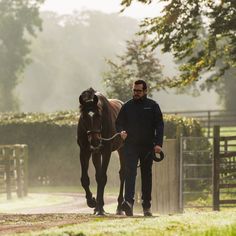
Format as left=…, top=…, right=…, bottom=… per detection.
left=0, top=193, right=119, bottom=235
left=9, top=193, right=117, bottom=214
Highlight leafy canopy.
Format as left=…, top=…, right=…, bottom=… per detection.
left=103, top=37, right=164, bottom=101
left=0, top=0, right=44, bottom=111
left=120, top=0, right=236, bottom=87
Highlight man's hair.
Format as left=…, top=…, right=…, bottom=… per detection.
left=134, top=80, right=147, bottom=90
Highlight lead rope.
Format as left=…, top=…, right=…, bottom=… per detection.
left=137, top=151, right=152, bottom=168
left=137, top=150, right=165, bottom=168
left=100, top=132, right=121, bottom=141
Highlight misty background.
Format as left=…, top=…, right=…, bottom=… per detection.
left=14, top=10, right=220, bottom=113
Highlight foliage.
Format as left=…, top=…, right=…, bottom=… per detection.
left=0, top=111, right=202, bottom=137
left=17, top=11, right=138, bottom=112
left=0, top=110, right=79, bottom=126
left=0, top=0, right=44, bottom=112
left=120, top=0, right=236, bottom=89
left=103, top=37, right=164, bottom=102
left=0, top=111, right=202, bottom=186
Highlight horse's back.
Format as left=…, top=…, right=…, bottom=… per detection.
left=108, top=99, right=123, bottom=119
left=108, top=99, right=123, bottom=151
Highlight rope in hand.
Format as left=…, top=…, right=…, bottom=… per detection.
left=137, top=150, right=165, bottom=168
left=100, top=133, right=165, bottom=163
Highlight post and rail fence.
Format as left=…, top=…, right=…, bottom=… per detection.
left=213, top=126, right=236, bottom=210
left=149, top=124, right=236, bottom=212
left=0, top=145, right=28, bottom=200
left=165, top=110, right=236, bottom=138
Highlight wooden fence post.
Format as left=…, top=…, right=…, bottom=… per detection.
left=0, top=145, right=28, bottom=199
left=15, top=146, right=23, bottom=198
left=213, top=125, right=220, bottom=211
left=4, top=147, right=12, bottom=200
left=23, top=145, right=28, bottom=196
left=176, top=124, right=183, bottom=212
left=207, top=111, right=211, bottom=138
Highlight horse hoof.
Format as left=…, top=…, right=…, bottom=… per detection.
left=116, top=208, right=124, bottom=215
left=87, top=197, right=96, bottom=208
left=94, top=208, right=106, bottom=216
left=95, top=211, right=105, bottom=216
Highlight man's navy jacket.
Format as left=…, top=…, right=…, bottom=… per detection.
left=115, top=96, right=164, bottom=147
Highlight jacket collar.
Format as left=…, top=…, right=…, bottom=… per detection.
left=133, top=95, right=147, bottom=103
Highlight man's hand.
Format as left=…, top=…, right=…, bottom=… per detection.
left=120, top=131, right=127, bottom=140
left=154, top=145, right=162, bottom=154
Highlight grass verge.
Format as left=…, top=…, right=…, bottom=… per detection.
left=15, top=209, right=236, bottom=236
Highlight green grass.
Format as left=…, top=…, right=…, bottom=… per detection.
left=15, top=209, right=236, bottom=236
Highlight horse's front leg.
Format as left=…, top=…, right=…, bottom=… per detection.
left=80, top=148, right=96, bottom=208
left=93, top=149, right=111, bottom=215
left=92, top=152, right=103, bottom=215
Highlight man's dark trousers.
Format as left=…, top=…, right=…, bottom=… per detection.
left=123, top=144, right=153, bottom=209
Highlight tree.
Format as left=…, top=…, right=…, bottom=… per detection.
left=17, top=11, right=138, bottom=112
left=120, top=0, right=236, bottom=87
left=0, top=0, right=44, bottom=111
left=103, top=37, right=164, bottom=101
left=214, top=68, right=236, bottom=111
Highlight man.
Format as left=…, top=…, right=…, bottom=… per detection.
left=115, top=79, right=164, bottom=216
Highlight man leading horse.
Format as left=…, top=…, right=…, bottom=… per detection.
left=116, top=79, right=164, bottom=217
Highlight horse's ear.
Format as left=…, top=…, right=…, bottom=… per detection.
left=79, top=95, right=84, bottom=105
left=93, top=95, right=98, bottom=104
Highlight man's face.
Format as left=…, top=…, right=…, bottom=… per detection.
left=132, top=83, right=146, bottom=100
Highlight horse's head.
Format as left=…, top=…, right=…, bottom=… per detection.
left=79, top=88, right=103, bottom=152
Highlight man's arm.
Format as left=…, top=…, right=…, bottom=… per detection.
left=153, top=103, right=164, bottom=151
left=115, top=105, right=127, bottom=140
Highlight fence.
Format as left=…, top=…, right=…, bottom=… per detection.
left=165, top=110, right=236, bottom=137
left=137, top=124, right=236, bottom=212
left=213, top=126, right=236, bottom=210
left=134, top=139, right=181, bottom=214
left=136, top=138, right=211, bottom=213
left=152, top=139, right=181, bottom=214
left=180, top=136, right=212, bottom=209
left=0, top=145, right=28, bottom=199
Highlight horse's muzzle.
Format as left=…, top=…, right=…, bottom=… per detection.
left=90, top=143, right=103, bottom=153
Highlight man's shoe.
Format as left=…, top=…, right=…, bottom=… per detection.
left=143, top=208, right=152, bottom=217
left=121, top=201, right=133, bottom=216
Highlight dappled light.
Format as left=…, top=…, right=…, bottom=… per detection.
left=0, top=0, right=235, bottom=235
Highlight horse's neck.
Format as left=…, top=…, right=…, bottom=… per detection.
left=98, top=97, right=115, bottom=136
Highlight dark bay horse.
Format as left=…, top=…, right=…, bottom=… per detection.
left=77, top=88, right=125, bottom=215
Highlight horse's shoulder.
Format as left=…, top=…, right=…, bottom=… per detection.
left=108, top=99, right=123, bottom=108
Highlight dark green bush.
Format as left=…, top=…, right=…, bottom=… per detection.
left=0, top=111, right=203, bottom=187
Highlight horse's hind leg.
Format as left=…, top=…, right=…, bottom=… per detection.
left=80, top=149, right=96, bottom=208
left=116, top=147, right=125, bottom=215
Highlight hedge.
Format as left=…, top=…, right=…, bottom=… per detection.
left=0, top=111, right=203, bottom=187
